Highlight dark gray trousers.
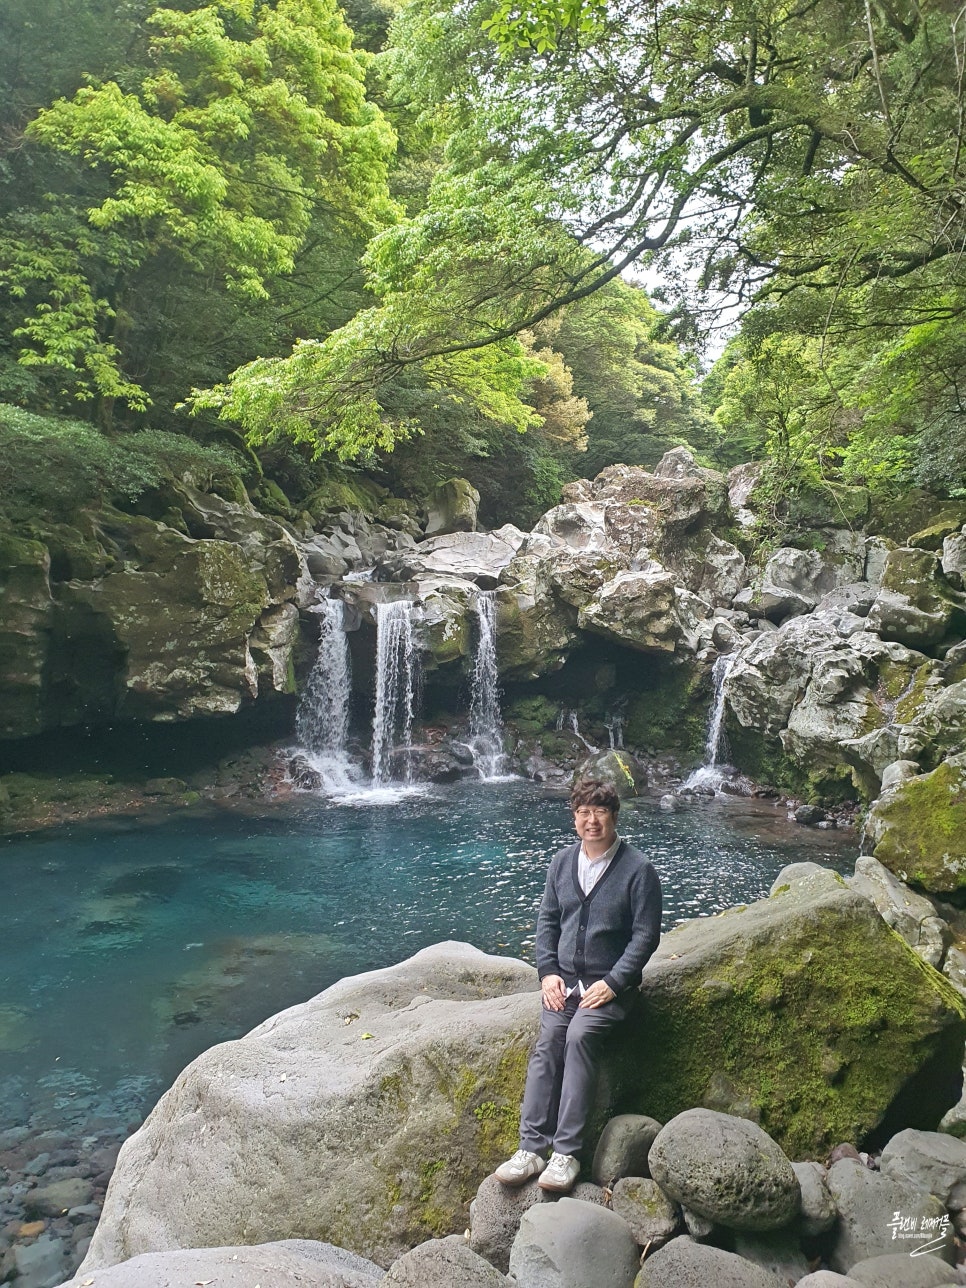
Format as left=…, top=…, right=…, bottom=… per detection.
left=518, top=990, right=631, bottom=1158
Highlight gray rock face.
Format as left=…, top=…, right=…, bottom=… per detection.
left=847, top=1251, right=960, bottom=1286
left=57, top=1240, right=385, bottom=1287
left=509, top=1198, right=641, bottom=1288
left=866, top=547, right=966, bottom=649
left=826, top=1158, right=952, bottom=1271
left=742, top=542, right=866, bottom=623
left=794, top=1275, right=865, bottom=1288
left=495, top=553, right=578, bottom=679
left=80, top=944, right=539, bottom=1273
left=633, top=1235, right=784, bottom=1287
left=792, top=1160, right=837, bottom=1236
left=728, top=462, right=763, bottom=530
left=592, top=1114, right=663, bottom=1186
left=384, top=1235, right=509, bottom=1286
left=378, top=529, right=525, bottom=587
left=879, top=1128, right=966, bottom=1205
left=578, top=566, right=681, bottom=653
left=610, top=1177, right=681, bottom=1249
left=847, top=857, right=950, bottom=966
left=647, top=1110, right=799, bottom=1232
left=425, top=477, right=480, bottom=536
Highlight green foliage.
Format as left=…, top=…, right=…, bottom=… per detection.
left=0, top=403, right=243, bottom=522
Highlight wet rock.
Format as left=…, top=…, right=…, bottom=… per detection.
left=795, top=805, right=826, bottom=826
left=385, top=1234, right=509, bottom=1286
left=0, top=534, right=53, bottom=739
left=509, top=1197, right=640, bottom=1288
left=647, top=1109, right=800, bottom=1231
left=847, top=857, right=950, bottom=966
left=9, top=1234, right=69, bottom=1288
left=25, top=1179, right=93, bottom=1218
left=610, top=1176, right=681, bottom=1249
left=495, top=553, right=578, bottom=680
left=826, top=1156, right=952, bottom=1272
left=574, top=749, right=647, bottom=798
left=633, top=1235, right=782, bottom=1287
left=728, top=462, right=763, bottom=530
left=591, top=1114, right=663, bottom=1186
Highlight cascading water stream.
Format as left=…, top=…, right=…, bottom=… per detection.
left=467, top=590, right=508, bottom=779
left=295, top=598, right=359, bottom=792
left=371, top=599, right=419, bottom=786
left=683, top=651, right=738, bottom=792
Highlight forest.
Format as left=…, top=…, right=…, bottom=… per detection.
left=1, top=0, right=964, bottom=529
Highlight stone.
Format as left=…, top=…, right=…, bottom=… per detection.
left=578, top=566, right=682, bottom=653
left=795, top=1275, right=865, bottom=1287
left=379, top=529, right=525, bottom=588
left=744, top=543, right=866, bottom=623
left=880, top=760, right=921, bottom=793
left=660, top=533, right=746, bottom=608
left=847, top=857, right=950, bottom=966
left=595, top=459, right=730, bottom=531
left=681, top=1207, right=714, bottom=1240
left=58, top=1240, right=384, bottom=1287
left=425, top=477, right=480, bottom=536
left=633, top=1235, right=783, bottom=1287
left=941, top=530, right=966, bottom=587
left=495, top=554, right=578, bottom=680
left=864, top=753, right=966, bottom=894
left=610, top=1176, right=681, bottom=1249
left=532, top=501, right=613, bottom=552
left=866, top=547, right=966, bottom=650
left=826, top=1157, right=953, bottom=1271
left=25, top=1179, right=93, bottom=1217
left=509, top=1197, right=641, bottom=1288
left=647, top=1109, right=800, bottom=1231
left=847, top=1251, right=959, bottom=1286
left=80, top=944, right=539, bottom=1273
left=731, top=1228, right=810, bottom=1284
left=878, top=1128, right=966, bottom=1205
left=728, top=462, right=763, bottom=530
left=573, top=750, right=647, bottom=798
left=591, top=1114, right=663, bottom=1186
left=625, top=876, right=966, bottom=1157
left=792, top=1161, right=837, bottom=1236
left=468, top=1175, right=550, bottom=1274
left=384, top=1234, right=510, bottom=1285
left=944, top=946, right=966, bottom=1000
left=543, top=547, right=629, bottom=610
left=10, top=1234, right=69, bottom=1288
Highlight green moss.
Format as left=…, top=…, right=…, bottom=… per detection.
left=624, top=659, right=707, bottom=757
left=503, top=694, right=559, bottom=734
left=872, top=761, right=966, bottom=894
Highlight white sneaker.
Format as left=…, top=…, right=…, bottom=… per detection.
left=494, top=1149, right=546, bottom=1186
left=537, top=1151, right=579, bottom=1192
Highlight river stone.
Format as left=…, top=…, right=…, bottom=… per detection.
left=847, top=1251, right=959, bottom=1286
left=57, top=1240, right=384, bottom=1287
left=425, top=477, right=480, bottom=535
left=384, top=1234, right=509, bottom=1286
left=24, top=1178, right=93, bottom=1217
left=793, top=1161, right=837, bottom=1236
left=592, top=1114, right=663, bottom=1186
left=633, top=1235, right=783, bottom=1288
left=864, top=754, right=966, bottom=894
left=847, top=857, right=950, bottom=966
left=879, top=1128, right=966, bottom=1205
left=468, top=1176, right=550, bottom=1273
left=10, top=1234, right=70, bottom=1288
left=826, top=1157, right=953, bottom=1271
left=80, top=943, right=539, bottom=1273
left=731, top=1228, right=810, bottom=1283
left=508, top=1197, right=640, bottom=1288
left=647, top=1109, right=799, bottom=1231
left=610, top=1177, right=681, bottom=1249
left=621, top=877, right=966, bottom=1158
left=574, top=750, right=647, bottom=798
left=795, top=1275, right=864, bottom=1287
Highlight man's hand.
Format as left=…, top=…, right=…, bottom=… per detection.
left=578, top=980, right=616, bottom=1009
left=540, top=974, right=566, bottom=1011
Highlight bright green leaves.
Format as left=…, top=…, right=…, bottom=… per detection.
left=481, top=0, right=606, bottom=53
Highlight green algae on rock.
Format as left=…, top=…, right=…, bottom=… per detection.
left=865, top=754, right=966, bottom=895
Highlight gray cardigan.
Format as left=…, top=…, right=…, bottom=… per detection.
left=535, top=840, right=663, bottom=994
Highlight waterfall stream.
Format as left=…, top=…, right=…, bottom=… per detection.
left=371, top=599, right=420, bottom=786
left=467, top=590, right=508, bottom=779
left=683, top=652, right=738, bottom=792
left=295, top=599, right=360, bottom=793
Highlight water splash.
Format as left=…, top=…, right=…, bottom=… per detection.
left=295, top=599, right=361, bottom=793
left=467, top=590, right=509, bottom=779
left=371, top=599, right=420, bottom=786
left=683, top=652, right=738, bottom=792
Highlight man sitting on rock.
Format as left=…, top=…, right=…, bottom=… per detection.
left=495, top=778, right=663, bottom=1193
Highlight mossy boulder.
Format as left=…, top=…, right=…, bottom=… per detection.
left=0, top=532, right=52, bottom=737
left=425, top=477, right=480, bottom=536
left=495, top=554, right=578, bottom=680
left=80, top=944, right=539, bottom=1274
left=865, top=754, right=966, bottom=894
left=866, top=548, right=966, bottom=650
left=615, top=869, right=966, bottom=1158
left=783, top=481, right=870, bottom=530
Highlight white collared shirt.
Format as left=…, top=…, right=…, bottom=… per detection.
left=577, top=833, right=622, bottom=896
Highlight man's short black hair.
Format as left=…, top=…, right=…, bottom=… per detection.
left=570, top=779, right=620, bottom=814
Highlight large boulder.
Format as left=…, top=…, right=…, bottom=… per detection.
left=737, top=540, right=866, bottom=623
left=384, top=1234, right=510, bottom=1286
left=633, top=1235, right=784, bottom=1288
left=80, top=944, right=539, bottom=1273
left=508, top=1198, right=641, bottom=1288
left=866, top=548, right=966, bottom=650
left=495, top=554, right=578, bottom=679
left=620, top=872, right=966, bottom=1157
left=424, top=477, right=480, bottom=536
left=378, top=529, right=525, bottom=588
left=878, top=1128, right=966, bottom=1206
left=647, top=1109, right=800, bottom=1231
left=825, top=1157, right=953, bottom=1271
left=578, top=566, right=682, bottom=653
left=847, top=857, right=950, bottom=966
left=864, top=754, right=966, bottom=894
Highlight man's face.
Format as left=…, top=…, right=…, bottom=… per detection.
left=573, top=804, right=617, bottom=849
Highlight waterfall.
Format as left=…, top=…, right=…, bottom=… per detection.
left=568, top=711, right=597, bottom=752
left=371, top=600, right=420, bottom=786
left=295, top=599, right=359, bottom=791
left=683, top=652, right=737, bottom=792
left=467, top=590, right=507, bottom=779
left=604, top=715, right=624, bottom=750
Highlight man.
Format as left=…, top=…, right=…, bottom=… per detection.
left=495, top=778, right=663, bottom=1193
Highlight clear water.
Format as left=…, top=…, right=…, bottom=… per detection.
left=0, top=781, right=855, bottom=1138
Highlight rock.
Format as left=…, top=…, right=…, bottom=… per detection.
left=469, top=1176, right=549, bottom=1274
left=425, top=477, right=480, bottom=536
left=384, top=1234, right=510, bottom=1285
left=509, top=1197, right=640, bottom=1288
left=660, top=533, right=746, bottom=608
left=9, top=1234, right=69, bottom=1288
left=741, top=542, right=865, bottom=623
left=795, top=804, right=826, bottom=825
left=379, top=529, right=525, bottom=588
left=142, top=777, right=187, bottom=797
left=793, top=1161, right=837, bottom=1236
left=795, top=1275, right=865, bottom=1287
left=532, top=502, right=614, bottom=552
left=731, top=1228, right=810, bottom=1284
left=591, top=1114, right=663, bottom=1186
left=847, top=857, right=950, bottom=965
left=578, top=566, right=682, bottom=653
left=880, top=759, right=921, bottom=792
left=595, top=459, right=730, bottom=532
left=633, top=1235, right=783, bottom=1287
left=864, top=753, right=966, bottom=894
left=543, top=547, right=629, bottom=610
left=80, top=943, right=539, bottom=1273
left=944, top=946, right=966, bottom=1000
left=826, top=1156, right=953, bottom=1271
left=879, top=1128, right=966, bottom=1205
left=728, top=462, right=763, bottom=530
left=680, top=1207, right=714, bottom=1240
left=647, top=1109, right=800, bottom=1231
left=847, top=1251, right=959, bottom=1286
left=0, top=534, right=52, bottom=738
left=866, top=548, right=966, bottom=649
left=24, top=1179, right=93, bottom=1218
left=784, top=482, right=871, bottom=529
left=895, top=677, right=966, bottom=767
left=495, top=554, right=578, bottom=680
left=58, top=1240, right=385, bottom=1287
left=411, top=575, right=475, bottom=669
left=626, top=875, right=966, bottom=1157
left=573, top=750, right=647, bottom=798
left=942, top=530, right=966, bottom=587
left=610, top=1176, right=681, bottom=1249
